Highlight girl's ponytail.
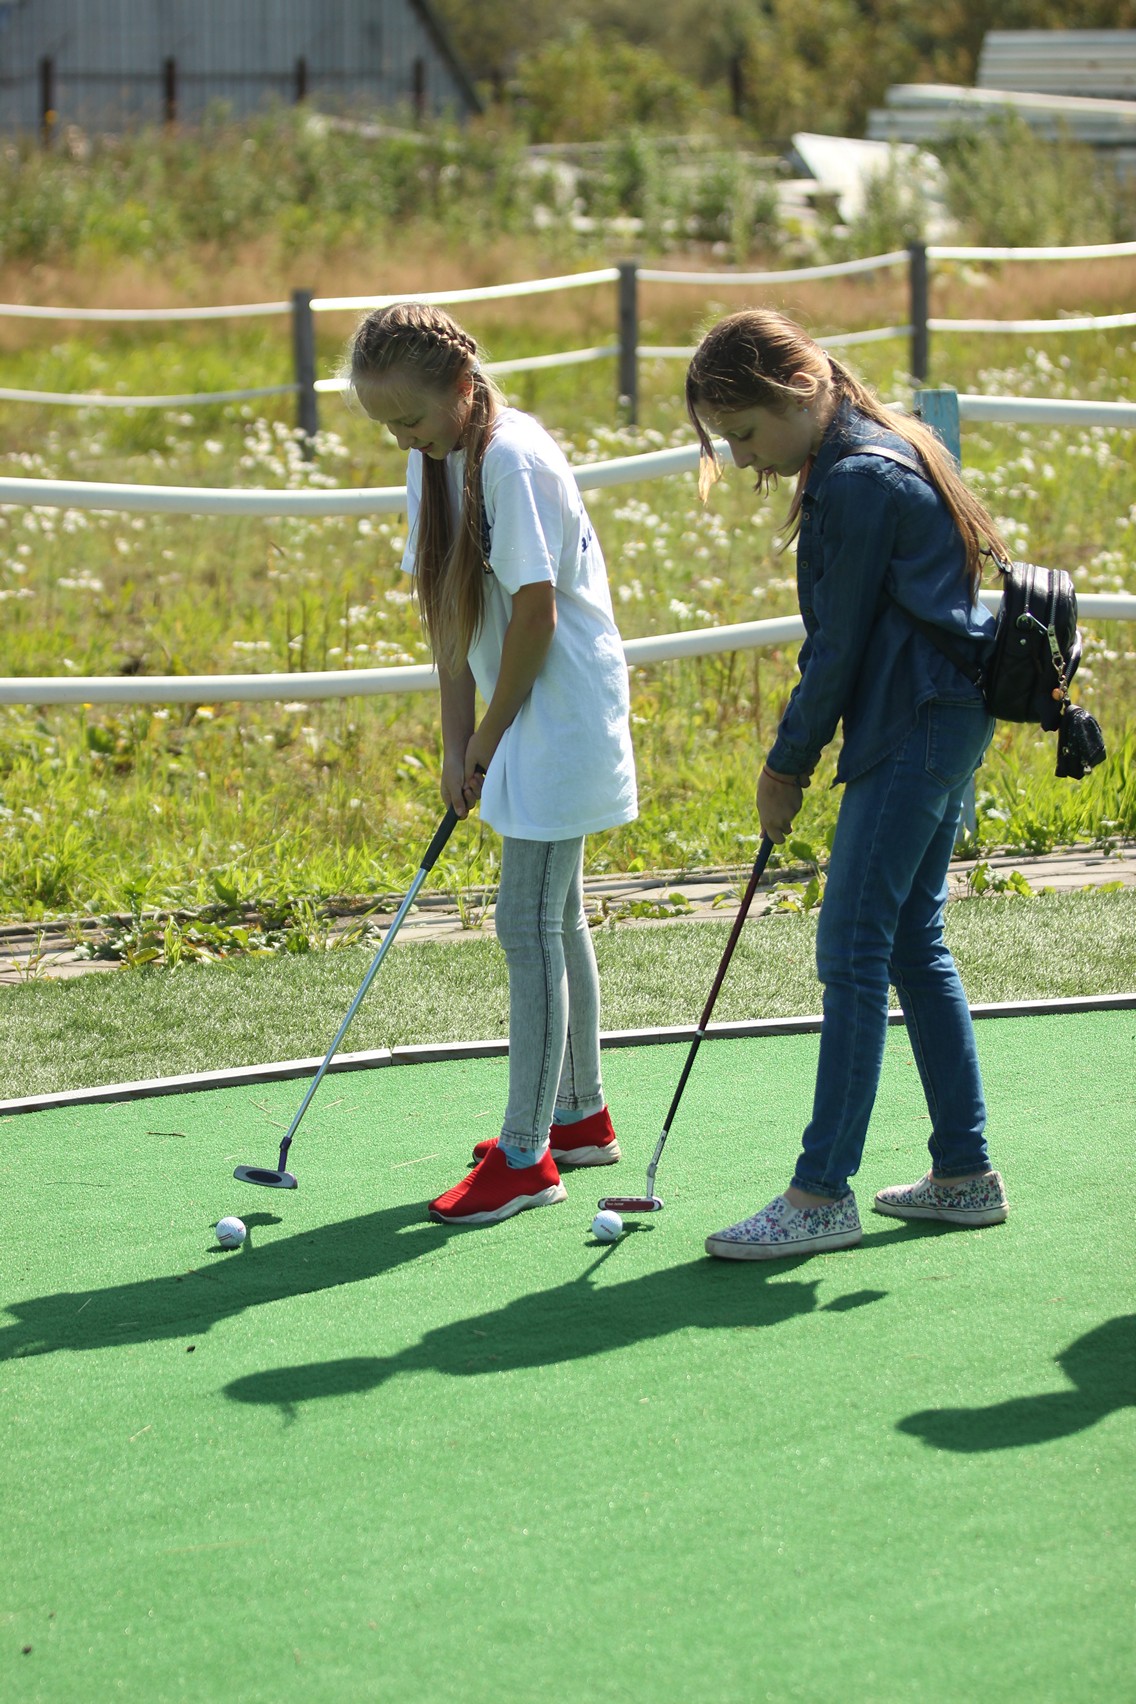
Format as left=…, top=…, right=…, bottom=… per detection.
left=347, top=304, right=504, bottom=673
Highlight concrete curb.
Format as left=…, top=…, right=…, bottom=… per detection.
left=2, top=991, right=1133, bottom=1118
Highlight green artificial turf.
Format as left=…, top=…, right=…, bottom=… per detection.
left=2, top=888, right=1136, bottom=1100
left=2, top=1011, right=1133, bottom=1703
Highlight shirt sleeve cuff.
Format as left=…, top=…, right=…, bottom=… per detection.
left=766, top=738, right=819, bottom=780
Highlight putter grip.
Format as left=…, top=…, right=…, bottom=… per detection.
left=421, top=765, right=487, bottom=872
left=422, top=807, right=459, bottom=871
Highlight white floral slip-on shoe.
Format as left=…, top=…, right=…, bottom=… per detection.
left=704, top=1192, right=862, bottom=1261
left=873, top=1170, right=1008, bottom=1227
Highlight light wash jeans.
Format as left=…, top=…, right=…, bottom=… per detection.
left=494, top=836, right=605, bottom=1154
left=791, top=699, right=996, bottom=1199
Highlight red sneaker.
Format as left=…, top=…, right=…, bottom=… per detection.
left=428, top=1145, right=567, bottom=1226
left=472, top=1106, right=622, bottom=1169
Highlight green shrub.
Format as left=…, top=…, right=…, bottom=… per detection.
left=939, top=114, right=1123, bottom=247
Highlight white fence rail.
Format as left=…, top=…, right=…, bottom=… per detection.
left=3, top=596, right=1134, bottom=708
left=1, top=239, right=1133, bottom=419
left=0, top=389, right=1132, bottom=708
left=1, top=393, right=1131, bottom=520
left=0, top=438, right=710, bottom=517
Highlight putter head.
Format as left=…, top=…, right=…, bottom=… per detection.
left=234, top=1164, right=298, bottom=1190
left=597, top=1194, right=664, bottom=1213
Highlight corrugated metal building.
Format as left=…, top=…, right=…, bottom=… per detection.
left=977, top=30, right=1136, bottom=103
left=867, top=30, right=1136, bottom=175
left=0, top=0, right=481, bottom=136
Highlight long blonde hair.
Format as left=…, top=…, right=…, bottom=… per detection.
left=348, top=302, right=504, bottom=673
left=685, top=309, right=1008, bottom=600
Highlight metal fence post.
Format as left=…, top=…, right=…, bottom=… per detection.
left=915, top=384, right=977, bottom=839
left=914, top=385, right=961, bottom=465
left=291, top=289, right=319, bottom=457
left=618, top=260, right=639, bottom=426
left=908, top=241, right=929, bottom=384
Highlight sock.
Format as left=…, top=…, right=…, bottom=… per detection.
left=499, top=1138, right=550, bottom=1170
left=553, top=1105, right=598, bottom=1126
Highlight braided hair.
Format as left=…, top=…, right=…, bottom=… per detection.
left=686, top=309, right=1007, bottom=599
left=348, top=302, right=504, bottom=673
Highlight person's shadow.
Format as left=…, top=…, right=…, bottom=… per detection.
left=1, top=1197, right=903, bottom=1388
left=0, top=1202, right=451, bottom=1361
left=897, top=1314, right=1136, bottom=1451
left=221, top=1244, right=888, bottom=1421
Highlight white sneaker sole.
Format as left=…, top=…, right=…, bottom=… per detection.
left=873, top=1197, right=1008, bottom=1226
left=552, top=1142, right=621, bottom=1167
left=704, top=1227, right=862, bottom=1261
left=430, top=1182, right=568, bottom=1227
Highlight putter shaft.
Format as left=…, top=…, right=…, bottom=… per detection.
left=610, top=835, right=775, bottom=1213
left=236, top=805, right=461, bottom=1189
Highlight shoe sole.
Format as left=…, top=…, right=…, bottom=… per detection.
left=471, top=1143, right=620, bottom=1168
left=704, top=1229, right=862, bottom=1261
left=428, top=1182, right=568, bottom=1227
left=873, top=1198, right=1008, bottom=1226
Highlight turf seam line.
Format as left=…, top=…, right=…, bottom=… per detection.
left=2, top=991, right=1134, bottom=1117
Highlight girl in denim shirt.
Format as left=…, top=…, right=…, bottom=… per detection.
left=687, top=309, right=1010, bottom=1260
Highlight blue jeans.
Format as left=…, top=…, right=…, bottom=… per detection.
left=494, top=836, right=605, bottom=1154
left=791, top=699, right=995, bottom=1199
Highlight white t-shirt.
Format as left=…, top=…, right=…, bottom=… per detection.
left=400, top=408, right=638, bottom=842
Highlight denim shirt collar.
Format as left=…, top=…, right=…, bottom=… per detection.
left=803, top=397, right=901, bottom=500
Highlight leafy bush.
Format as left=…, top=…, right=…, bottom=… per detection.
left=512, top=24, right=704, bottom=144
left=938, top=113, right=1125, bottom=247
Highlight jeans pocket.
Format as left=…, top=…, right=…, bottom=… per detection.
left=924, top=700, right=994, bottom=788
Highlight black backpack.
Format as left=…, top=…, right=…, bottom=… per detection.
left=983, top=560, right=1077, bottom=728
left=822, top=443, right=1106, bottom=780
left=969, top=558, right=1105, bottom=779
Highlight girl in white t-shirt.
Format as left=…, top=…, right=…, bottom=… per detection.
left=348, top=302, right=638, bottom=1226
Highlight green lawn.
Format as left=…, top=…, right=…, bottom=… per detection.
left=2, top=887, right=1135, bottom=1101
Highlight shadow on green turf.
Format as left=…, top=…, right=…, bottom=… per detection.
left=1, top=1203, right=990, bottom=1387
left=220, top=1256, right=890, bottom=1421
left=897, top=1314, right=1136, bottom=1452
left=2, top=1203, right=951, bottom=1366
left=0, top=1200, right=447, bottom=1359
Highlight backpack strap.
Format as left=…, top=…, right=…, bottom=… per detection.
left=816, top=439, right=985, bottom=687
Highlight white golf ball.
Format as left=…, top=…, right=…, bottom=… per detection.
left=592, top=1209, right=623, bottom=1243
left=215, top=1216, right=247, bottom=1249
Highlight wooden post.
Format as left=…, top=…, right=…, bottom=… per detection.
left=163, top=58, right=177, bottom=127
left=39, top=57, right=56, bottom=147
left=292, top=289, right=319, bottom=457
left=916, top=384, right=976, bottom=838
left=908, top=241, right=929, bottom=383
left=729, top=54, right=745, bottom=119
left=294, top=57, right=308, bottom=103
left=618, top=260, right=639, bottom=426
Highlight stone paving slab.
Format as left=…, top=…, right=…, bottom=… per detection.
left=1, top=841, right=1133, bottom=983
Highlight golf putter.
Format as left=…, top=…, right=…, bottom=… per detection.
left=599, top=833, right=776, bottom=1215
left=234, top=802, right=463, bottom=1189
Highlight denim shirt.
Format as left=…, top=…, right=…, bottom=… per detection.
left=766, top=401, right=996, bottom=785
